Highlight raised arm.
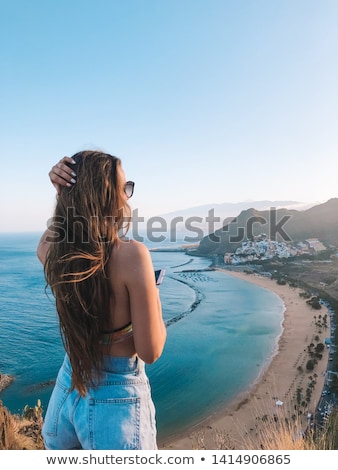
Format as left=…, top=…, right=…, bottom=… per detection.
left=37, top=157, right=76, bottom=263
left=37, top=229, right=50, bottom=265
left=37, top=226, right=59, bottom=265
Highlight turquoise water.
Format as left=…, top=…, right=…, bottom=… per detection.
left=0, top=233, right=284, bottom=441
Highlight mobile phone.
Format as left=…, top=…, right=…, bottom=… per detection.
left=154, top=269, right=166, bottom=285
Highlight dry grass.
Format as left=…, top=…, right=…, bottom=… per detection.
left=190, top=397, right=335, bottom=450
left=243, top=414, right=332, bottom=450
left=0, top=400, right=44, bottom=450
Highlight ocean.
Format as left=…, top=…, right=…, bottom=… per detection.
left=0, top=232, right=285, bottom=441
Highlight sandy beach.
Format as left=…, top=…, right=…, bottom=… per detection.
left=159, top=269, right=330, bottom=450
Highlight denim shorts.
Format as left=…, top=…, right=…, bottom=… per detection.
left=42, top=354, right=157, bottom=450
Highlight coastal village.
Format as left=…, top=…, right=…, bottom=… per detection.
left=223, top=235, right=327, bottom=265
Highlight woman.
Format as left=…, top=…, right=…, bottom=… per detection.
left=37, top=151, right=166, bottom=450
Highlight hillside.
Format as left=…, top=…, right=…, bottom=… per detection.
left=196, top=198, right=338, bottom=256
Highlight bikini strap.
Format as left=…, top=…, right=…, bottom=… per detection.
left=100, top=322, right=133, bottom=345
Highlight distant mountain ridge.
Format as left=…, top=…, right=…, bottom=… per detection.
left=132, top=200, right=319, bottom=240
left=155, top=200, right=317, bottom=221
left=196, top=198, right=338, bottom=256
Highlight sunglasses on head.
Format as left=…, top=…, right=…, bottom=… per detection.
left=124, top=181, right=135, bottom=198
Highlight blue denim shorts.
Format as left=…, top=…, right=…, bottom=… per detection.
left=42, top=354, right=157, bottom=450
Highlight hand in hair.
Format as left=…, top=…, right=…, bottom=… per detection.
left=49, top=156, right=77, bottom=195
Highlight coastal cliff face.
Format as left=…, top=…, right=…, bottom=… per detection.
left=197, top=198, right=338, bottom=256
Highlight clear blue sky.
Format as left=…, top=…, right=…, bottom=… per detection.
left=1, top=0, right=337, bottom=232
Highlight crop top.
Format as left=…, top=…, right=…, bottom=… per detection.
left=100, top=322, right=133, bottom=346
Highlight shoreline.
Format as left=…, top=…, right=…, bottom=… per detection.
left=159, top=269, right=330, bottom=450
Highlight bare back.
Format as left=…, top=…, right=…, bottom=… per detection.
left=104, top=238, right=166, bottom=363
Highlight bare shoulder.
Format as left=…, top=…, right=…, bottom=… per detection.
left=110, top=239, right=152, bottom=276
left=115, top=238, right=151, bottom=262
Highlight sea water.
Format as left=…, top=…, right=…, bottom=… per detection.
left=0, top=232, right=284, bottom=441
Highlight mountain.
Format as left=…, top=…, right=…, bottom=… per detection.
left=131, top=200, right=319, bottom=243
left=196, top=198, right=338, bottom=256
left=155, top=200, right=316, bottom=221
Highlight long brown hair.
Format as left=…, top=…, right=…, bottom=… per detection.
left=44, top=151, right=131, bottom=395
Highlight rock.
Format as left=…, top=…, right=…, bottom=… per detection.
left=0, top=373, right=14, bottom=393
